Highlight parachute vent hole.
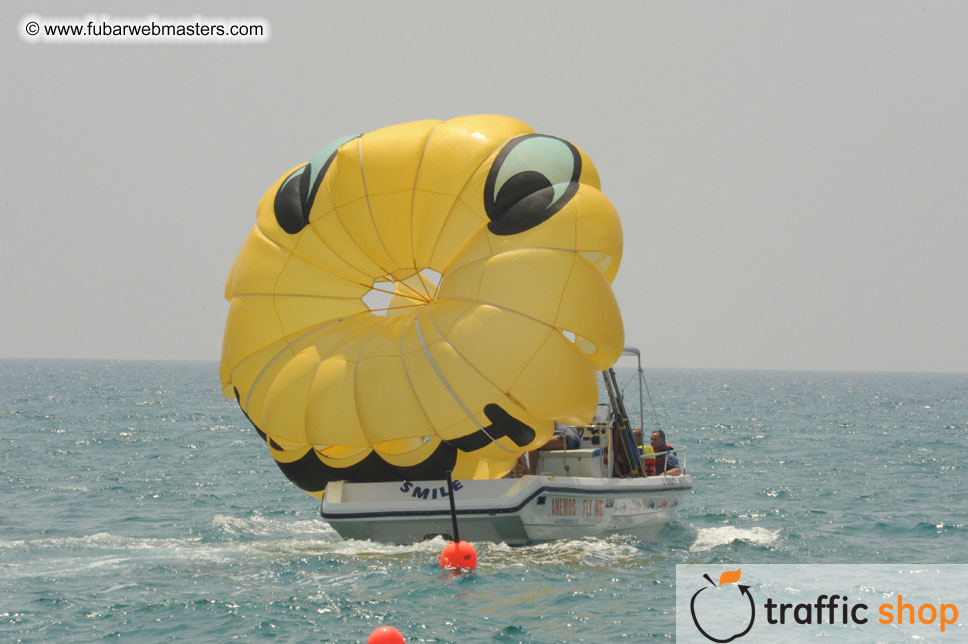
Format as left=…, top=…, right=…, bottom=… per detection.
left=419, top=268, right=441, bottom=290
left=576, top=336, right=597, bottom=356
left=362, top=280, right=396, bottom=316
left=363, top=270, right=440, bottom=316
left=579, top=251, right=612, bottom=274
left=560, top=329, right=597, bottom=355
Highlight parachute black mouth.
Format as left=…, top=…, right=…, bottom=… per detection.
left=236, top=393, right=535, bottom=494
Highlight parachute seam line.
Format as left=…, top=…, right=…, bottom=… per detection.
left=425, top=134, right=517, bottom=269
left=324, top=142, right=396, bottom=280
left=254, top=209, right=373, bottom=293
left=233, top=292, right=364, bottom=301
left=409, top=123, right=442, bottom=302
left=394, top=279, right=430, bottom=303
left=423, top=304, right=510, bottom=397
left=433, top=295, right=558, bottom=331
left=241, top=318, right=343, bottom=412
left=367, top=303, right=425, bottom=315
left=552, top=251, right=579, bottom=331
left=421, top=309, right=518, bottom=455
left=358, top=135, right=400, bottom=277
left=316, top=446, right=369, bottom=468
left=303, top=153, right=387, bottom=283
left=439, top=245, right=579, bottom=288
left=456, top=194, right=493, bottom=224
left=506, top=327, right=556, bottom=393
left=415, top=311, right=510, bottom=452
left=432, top=298, right=565, bottom=398
left=554, top=205, right=585, bottom=345
left=304, top=317, right=381, bottom=450
left=398, top=316, right=454, bottom=448
left=266, top=249, right=300, bottom=393
left=331, top=200, right=396, bottom=280
left=306, top=207, right=377, bottom=282
left=351, top=315, right=390, bottom=451
left=336, top=303, right=427, bottom=325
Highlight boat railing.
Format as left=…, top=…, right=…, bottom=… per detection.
left=643, top=446, right=686, bottom=476
left=572, top=423, right=687, bottom=478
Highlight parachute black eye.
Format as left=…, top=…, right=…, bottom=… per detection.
left=484, top=134, right=582, bottom=236
left=273, top=134, right=360, bottom=234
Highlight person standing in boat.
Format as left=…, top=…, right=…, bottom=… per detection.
left=650, top=430, right=681, bottom=476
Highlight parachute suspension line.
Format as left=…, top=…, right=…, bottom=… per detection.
left=397, top=318, right=454, bottom=447
left=413, top=314, right=516, bottom=455
left=364, top=301, right=425, bottom=316
left=421, top=307, right=510, bottom=412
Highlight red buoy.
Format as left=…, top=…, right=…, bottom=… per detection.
left=367, top=625, right=405, bottom=644
left=439, top=540, right=478, bottom=570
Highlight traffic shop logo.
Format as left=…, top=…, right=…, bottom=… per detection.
left=682, top=566, right=962, bottom=641
left=689, top=569, right=755, bottom=642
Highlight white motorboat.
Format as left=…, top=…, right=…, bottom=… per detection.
left=321, top=348, right=693, bottom=545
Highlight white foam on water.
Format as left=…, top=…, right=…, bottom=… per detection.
left=211, top=514, right=333, bottom=538
left=0, top=532, right=196, bottom=551
left=480, top=536, right=644, bottom=569
left=690, top=526, right=780, bottom=552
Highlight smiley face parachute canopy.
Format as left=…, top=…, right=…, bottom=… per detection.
left=220, top=115, right=624, bottom=499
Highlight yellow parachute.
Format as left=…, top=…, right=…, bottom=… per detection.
left=220, top=115, right=624, bottom=498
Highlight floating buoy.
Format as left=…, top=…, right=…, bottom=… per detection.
left=439, top=540, right=478, bottom=571
left=367, top=625, right=405, bottom=644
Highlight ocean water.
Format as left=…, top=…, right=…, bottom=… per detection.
left=1, top=360, right=965, bottom=643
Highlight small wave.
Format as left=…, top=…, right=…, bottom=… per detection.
left=212, top=514, right=335, bottom=538
left=690, top=526, right=780, bottom=552
left=0, top=532, right=194, bottom=551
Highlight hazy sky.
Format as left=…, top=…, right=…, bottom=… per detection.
left=3, top=1, right=966, bottom=372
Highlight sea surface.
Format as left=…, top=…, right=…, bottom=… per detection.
left=1, top=360, right=965, bottom=643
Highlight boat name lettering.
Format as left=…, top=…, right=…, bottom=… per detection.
left=398, top=480, right=463, bottom=500
left=551, top=497, right=578, bottom=517
left=583, top=499, right=604, bottom=518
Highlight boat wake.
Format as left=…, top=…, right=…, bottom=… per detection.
left=211, top=514, right=332, bottom=538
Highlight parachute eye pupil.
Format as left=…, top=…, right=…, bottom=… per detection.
left=493, top=171, right=553, bottom=214
left=484, top=134, right=581, bottom=236
left=272, top=134, right=361, bottom=236
left=274, top=167, right=309, bottom=234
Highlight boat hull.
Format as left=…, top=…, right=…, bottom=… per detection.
left=321, top=474, right=692, bottom=545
